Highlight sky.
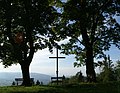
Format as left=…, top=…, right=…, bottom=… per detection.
left=0, top=48, right=83, bottom=77
left=0, top=38, right=85, bottom=77
left=0, top=41, right=120, bottom=77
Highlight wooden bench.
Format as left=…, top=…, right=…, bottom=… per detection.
left=15, top=78, right=34, bottom=85
left=51, top=76, right=65, bottom=84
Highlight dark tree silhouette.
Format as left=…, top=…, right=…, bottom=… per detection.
left=0, top=0, right=58, bottom=86
left=54, top=0, right=120, bottom=82
left=97, top=55, right=116, bottom=82
left=36, top=80, right=40, bottom=85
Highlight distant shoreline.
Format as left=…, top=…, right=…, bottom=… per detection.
left=0, top=72, right=51, bottom=86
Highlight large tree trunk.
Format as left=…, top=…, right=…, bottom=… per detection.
left=19, top=0, right=34, bottom=86
left=80, top=24, right=96, bottom=82
left=86, top=46, right=96, bottom=82
left=19, top=45, right=34, bottom=86
left=78, top=0, right=96, bottom=82
left=20, top=61, right=31, bottom=86
left=80, top=29, right=96, bottom=82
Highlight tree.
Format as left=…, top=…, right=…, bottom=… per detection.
left=97, top=55, right=116, bottom=82
left=76, top=70, right=84, bottom=82
left=0, top=0, right=58, bottom=86
left=114, top=60, right=120, bottom=81
left=54, top=0, right=120, bottom=82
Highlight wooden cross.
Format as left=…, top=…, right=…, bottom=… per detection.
left=49, top=47, right=65, bottom=85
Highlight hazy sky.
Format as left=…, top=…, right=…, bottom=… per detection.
left=0, top=48, right=83, bottom=76
left=0, top=42, right=120, bottom=77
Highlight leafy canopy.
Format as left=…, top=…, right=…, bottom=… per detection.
left=54, top=0, right=120, bottom=66
left=0, top=0, right=59, bottom=67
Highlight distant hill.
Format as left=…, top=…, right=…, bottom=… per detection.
left=0, top=72, right=51, bottom=86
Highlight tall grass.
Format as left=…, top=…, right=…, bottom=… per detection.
left=0, top=82, right=120, bottom=93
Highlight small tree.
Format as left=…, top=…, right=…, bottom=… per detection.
left=114, top=60, right=120, bottom=81
left=97, top=55, right=116, bottom=82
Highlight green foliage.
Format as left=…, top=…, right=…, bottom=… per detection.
left=57, top=0, right=120, bottom=66
left=97, top=56, right=118, bottom=82
left=68, top=76, right=79, bottom=84
left=0, top=0, right=59, bottom=66
left=53, top=0, right=120, bottom=82
left=65, top=71, right=84, bottom=84
left=114, top=60, right=120, bottom=81
left=0, top=0, right=60, bottom=86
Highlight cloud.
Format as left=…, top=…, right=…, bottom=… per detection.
left=30, top=65, right=86, bottom=77
left=0, top=63, right=21, bottom=73
left=1, top=42, right=119, bottom=77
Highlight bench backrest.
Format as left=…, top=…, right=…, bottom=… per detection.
left=15, top=78, right=34, bottom=81
left=51, top=77, right=63, bottom=80
left=15, top=78, right=34, bottom=85
left=15, top=78, right=23, bottom=81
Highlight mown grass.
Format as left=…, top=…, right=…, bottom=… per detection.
left=0, top=82, right=120, bottom=93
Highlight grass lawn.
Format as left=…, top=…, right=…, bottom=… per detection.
left=0, top=82, right=120, bottom=93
